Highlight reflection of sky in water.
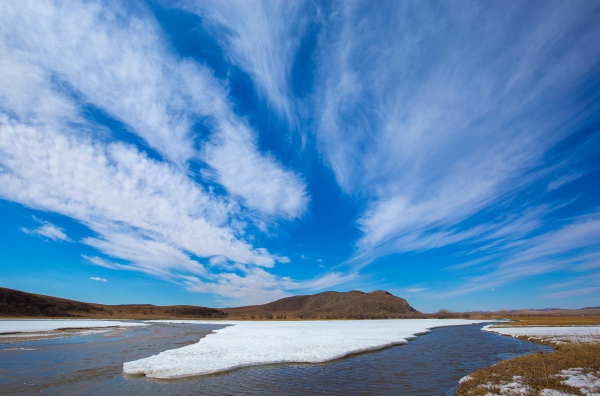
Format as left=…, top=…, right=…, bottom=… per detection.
left=0, top=323, right=551, bottom=395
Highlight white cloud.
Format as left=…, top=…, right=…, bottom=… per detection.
left=540, top=287, right=600, bottom=300
left=547, top=172, right=584, bottom=191
left=90, top=276, right=107, bottom=282
left=0, top=0, right=307, bottom=300
left=299, top=272, right=358, bottom=291
left=21, top=221, right=70, bottom=242
left=544, top=279, right=584, bottom=289
left=183, top=267, right=297, bottom=305
left=202, top=120, right=309, bottom=219
left=407, top=288, right=427, bottom=293
left=176, top=2, right=600, bottom=277
left=0, top=0, right=308, bottom=220
left=312, top=2, right=600, bottom=265
left=439, top=212, right=600, bottom=297
left=0, top=118, right=267, bottom=264
left=180, top=0, right=311, bottom=124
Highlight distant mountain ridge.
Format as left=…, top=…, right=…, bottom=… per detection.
left=0, top=286, right=419, bottom=320
left=222, top=290, right=421, bottom=319
left=0, top=287, right=226, bottom=319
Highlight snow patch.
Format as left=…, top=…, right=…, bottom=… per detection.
left=0, top=320, right=147, bottom=334
left=482, top=376, right=533, bottom=395
left=124, top=319, right=487, bottom=379
left=556, top=368, right=600, bottom=395
left=482, top=325, right=600, bottom=344
left=539, top=389, right=576, bottom=396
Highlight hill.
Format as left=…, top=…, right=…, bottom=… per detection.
left=222, top=290, right=421, bottom=319
left=0, top=287, right=420, bottom=320
left=0, top=287, right=226, bottom=319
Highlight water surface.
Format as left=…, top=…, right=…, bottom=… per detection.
left=0, top=322, right=551, bottom=395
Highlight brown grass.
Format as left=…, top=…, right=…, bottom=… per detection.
left=489, top=316, right=600, bottom=327
left=456, top=335, right=600, bottom=395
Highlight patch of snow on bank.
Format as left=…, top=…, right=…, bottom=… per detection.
left=556, top=368, right=600, bottom=395
left=124, top=319, right=487, bottom=379
left=482, top=325, right=600, bottom=344
left=459, top=375, right=474, bottom=383
left=0, top=320, right=147, bottom=334
left=482, top=376, right=533, bottom=395
left=539, top=389, right=576, bottom=396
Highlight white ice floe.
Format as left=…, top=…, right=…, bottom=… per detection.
left=482, top=325, right=600, bottom=344
left=0, top=320, right=147, bottom=334
left=124, top=319, right=487, bottom=379
left=2, top=348, right=36, bottom=351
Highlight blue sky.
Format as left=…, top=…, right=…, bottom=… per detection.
left=1, top=1, right=599, bottom=312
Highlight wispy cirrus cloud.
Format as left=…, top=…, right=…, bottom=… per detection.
left=299, top=271, right=359, bottom=292
left=310, top=1, right=600, bottom=277
left=174, top=1, right=600, bottom=300
left=178, top=2, right=600, bottom=298
left=1, top=0, right=599, bottom=308
left=540, top=287, right=600, bottom=300
left=0, top=0, right=308, bottom=220
left=0, top=0, right=308, bottom=303
left=178, top=0, right=312, bottom=124
left=438, top=212, right=600, bottom=298
left=21, top=220, right=71, bottom=242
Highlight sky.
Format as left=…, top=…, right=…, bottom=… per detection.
left=1, top=0, right=599, bottom=312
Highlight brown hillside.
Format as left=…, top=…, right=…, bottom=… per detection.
left=0, top=287, right=104, bottom=317
left=0, top=287, right=420, bottom=320
left=0, top=287, right=226, bottom=319
left=223, top=290, right=420, bottom=319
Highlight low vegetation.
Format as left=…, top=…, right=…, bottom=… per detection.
left=456, top=317, right=600, bottom=396
left=456, top=340, right=600, bottom=395
left=490, top=316, right=600, bottom=327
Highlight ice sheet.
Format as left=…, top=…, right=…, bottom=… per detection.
left=482, top=325, right=600, bottom=344
left=124, top=319, right=487, bottom=379
left=0, top=319, right=147, bottom=334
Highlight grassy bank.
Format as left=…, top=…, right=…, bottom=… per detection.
left=488, top=316, right=600, bottom=327
left=456, top=317, right=600, bottom=395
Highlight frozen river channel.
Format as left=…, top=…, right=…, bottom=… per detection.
left=0, top=320, right=550, bottom=395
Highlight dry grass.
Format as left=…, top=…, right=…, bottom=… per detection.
left=490, top=316, right=600, bottom=327
left=456, top=336, right=600, bottom=395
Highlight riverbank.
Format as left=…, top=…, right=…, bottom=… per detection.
left=456, top=318, right=600, bottom=395
left=1, top=322, right=543, bottom=395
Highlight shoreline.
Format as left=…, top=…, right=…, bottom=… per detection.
left=456, top=321, right=600, bottom=395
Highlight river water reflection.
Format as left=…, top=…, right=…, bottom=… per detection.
left=0, top=322, right=551, bottom=395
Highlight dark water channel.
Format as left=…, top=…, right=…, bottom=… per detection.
left=0, top=322, right=551, bottom=395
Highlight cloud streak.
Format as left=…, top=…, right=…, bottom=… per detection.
left=0, top=0, right=309, bottom=303
left=21, top=221, right=71, bottom=242
left=90, top=277, right=107, bottom=282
